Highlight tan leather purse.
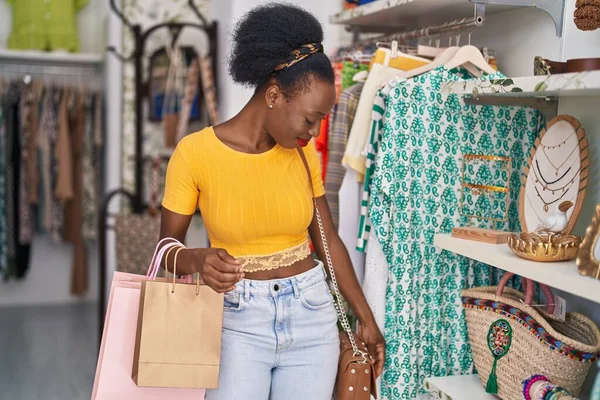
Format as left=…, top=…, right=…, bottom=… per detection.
left=298, top=149, right=377, bottom=399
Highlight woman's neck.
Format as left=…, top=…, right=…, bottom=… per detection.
left=215, top=95, right=276, bottom=154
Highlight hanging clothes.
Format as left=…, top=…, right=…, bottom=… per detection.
left=0, top=80, right=103, bottom=286
left=343, top=50, right=430, bottom=179
left=339, top=168, right=366, bottom=284
left=367, top=66, right=542, bottom=399
left=362, top=230, right=389, bottom=398
left=316, top=113, right=329, bottom=180
left=0, top=105, right=7, bottom=277
left=341, top=61, right=368, bottom=90
left=16, top=87, right=35, bottom=278
left=325, top=82, right=363, bottom=229
left=63, top=92, right=87, bottom=295
left=4, top=83, right=23, bottom=279
left=82, top=93, right=101, bottom=241
left=55, top=88, right=74, bottom=203
left=38, top=90, right=55, bottom=235
left=356, top=80, right=391, bottom=252
left=198, top=55, right=220, bottom=125
left=27, top=82, right=42, bottom=205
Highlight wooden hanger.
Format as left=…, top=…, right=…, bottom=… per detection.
left=417, top=45, right=447, bottom=59
left=444, top=45, right=495, bottom=77
left=380, top=46, right=460, bottom=87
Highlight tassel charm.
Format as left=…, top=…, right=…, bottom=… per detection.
left=486, top=359, right=499, bottom=394
left=486, top=319, right=513, bottom=395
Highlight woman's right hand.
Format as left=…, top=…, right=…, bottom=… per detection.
left=186, top=248, right=244, bottom=293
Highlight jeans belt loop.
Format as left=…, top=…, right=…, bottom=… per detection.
left=244, top=280, right=251, bottom=302
left=291, top=279, right=300, bottom=299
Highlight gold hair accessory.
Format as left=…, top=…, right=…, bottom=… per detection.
left=273, top=43, right=324, bottom=72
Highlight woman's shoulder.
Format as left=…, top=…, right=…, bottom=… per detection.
left=177, top=126, right=216, bottom=150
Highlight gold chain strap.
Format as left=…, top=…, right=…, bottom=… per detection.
left=297, top=148, right=367, bottom=360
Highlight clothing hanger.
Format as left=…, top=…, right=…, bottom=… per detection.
left=444, top=45, right=495, bottom=77
left=381, top=45, right=460, bottom=87
left=450, top=31, right=486, bottom=78
left=376, top=43, right=429, bottom=65
left=417, top=25, right=446, bottom=58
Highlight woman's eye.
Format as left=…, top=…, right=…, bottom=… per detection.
left=305, top=118, right=315, bottom=125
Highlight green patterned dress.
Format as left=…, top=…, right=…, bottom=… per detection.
left=368, top=66, right=542, bottom=399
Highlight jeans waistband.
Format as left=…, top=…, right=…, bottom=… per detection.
left=232, top=261, right=327, bottom=300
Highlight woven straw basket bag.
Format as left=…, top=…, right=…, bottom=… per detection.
left=462, top=275, right=600, bottom=400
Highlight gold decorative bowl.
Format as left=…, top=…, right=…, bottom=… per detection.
left=507, top=232, right=582, bottom=262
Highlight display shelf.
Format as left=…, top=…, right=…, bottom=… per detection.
left=443, top=70, right=600, bottom=98
left=434, top=234, right=600, bottom=304
left=330, top=0, right=520, bottom=32
left=0, top=49, right=104, bottom=65
left=425, top=374, right=494, bottom=400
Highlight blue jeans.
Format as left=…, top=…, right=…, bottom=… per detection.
left=205, top=262, right=340, bottom=400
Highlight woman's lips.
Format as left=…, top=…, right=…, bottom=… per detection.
left=297, top=138, right=310, bottom=147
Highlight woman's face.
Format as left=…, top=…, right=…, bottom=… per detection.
left=264, top=78, right=336, bottom=149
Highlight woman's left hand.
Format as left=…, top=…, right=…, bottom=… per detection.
left=358, top=321, right=386, bottom=378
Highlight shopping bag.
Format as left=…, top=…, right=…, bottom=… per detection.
left=91, top=271, right=206, bottom=399
left=132, top=245, right=224, bottom=389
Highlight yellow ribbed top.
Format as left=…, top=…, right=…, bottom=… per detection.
left=162, top=127, right=325, bottom=257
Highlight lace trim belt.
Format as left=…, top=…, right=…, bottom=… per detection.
left=236, top=241, right=312, bottom=272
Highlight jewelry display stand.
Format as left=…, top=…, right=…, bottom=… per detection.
left=519, top=115, right=588, bottom=235
left=452, top=154, right=512, bottom=244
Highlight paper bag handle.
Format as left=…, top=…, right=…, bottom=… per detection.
left=167, top=245, right=201, bottom=295
left=147, top=237, right=196, bottom=283
left=147, top=238, right=183, bottom=279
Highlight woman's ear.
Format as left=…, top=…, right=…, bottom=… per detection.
left=264, top=84, right=282, bottom=109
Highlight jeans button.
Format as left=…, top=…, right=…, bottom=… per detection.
left=273, top=284, right=279, bottom=291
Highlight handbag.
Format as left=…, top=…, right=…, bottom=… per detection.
left=462, top=272, right=600, bottom=400
left=114, top=158, right=162, bottom=275
left=297, top=149, right=377, bottom=400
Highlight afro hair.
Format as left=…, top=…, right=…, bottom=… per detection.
left=229, top=3, right=334, bottom=96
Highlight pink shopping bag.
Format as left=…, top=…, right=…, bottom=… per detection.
left=91, top=271, right=207, bottom=399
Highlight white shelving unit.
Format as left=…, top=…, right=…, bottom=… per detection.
left=0, top=49, right=104, bottom=65
left=330, top=0, right=519, bottom=31
left=434, top=234, right=600, bottom=304
left=425, top=374, right=495, bottom=400
left=443, top=70, right=600, bottom=98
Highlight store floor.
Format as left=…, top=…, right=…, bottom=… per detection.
left=0, top=303, right=97, bottom=400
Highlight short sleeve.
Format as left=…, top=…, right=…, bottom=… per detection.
left=161, top=143, right=199, bottom=215
left=304, top=141, right=326, bottom=198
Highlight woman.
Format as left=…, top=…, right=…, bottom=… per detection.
left=159, top=4, right=385, bottom=399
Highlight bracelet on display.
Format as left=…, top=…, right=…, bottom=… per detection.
left=537, top=382, right=554, bottom=400
left=523, top=375, right=549, bottom=400
left=546, top=386, right=570, bottom=400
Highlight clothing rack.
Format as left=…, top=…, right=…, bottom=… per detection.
left=98, top=0, right=218, bottom=345
left=0, top=55, right=104, bottom=87
left=344, top=17, right=479, bottom=50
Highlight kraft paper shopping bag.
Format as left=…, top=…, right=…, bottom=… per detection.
left=92, top=271, right=207, bottom=399
left=132, top=243, right=224, bottom=389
